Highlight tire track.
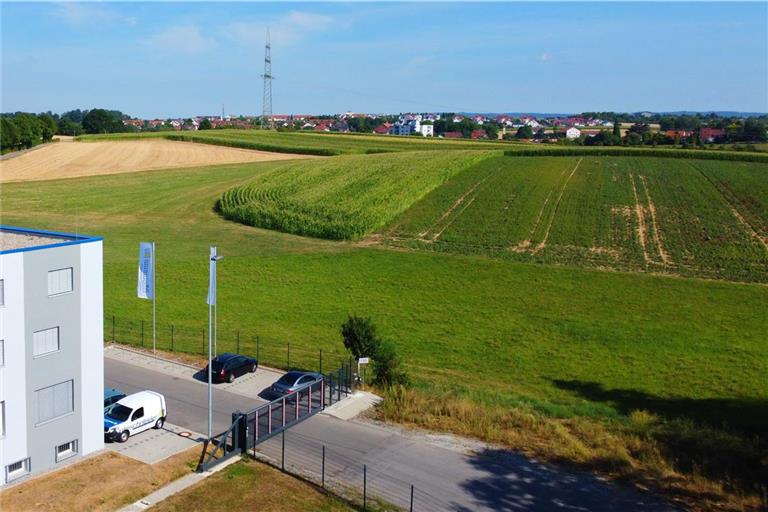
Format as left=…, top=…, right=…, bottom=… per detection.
left=629, top=173, right=652, bottom=264
left=532, top=157, right=582, bottom=254
left=419, top=173, right=493, bottom=241
left=638, top=175, right=672, bottom=265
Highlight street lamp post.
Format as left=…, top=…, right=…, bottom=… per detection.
left=207, top=246, right=223, bottom=440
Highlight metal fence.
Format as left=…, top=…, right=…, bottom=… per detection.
left=252, top=428, right=454, bottom=511
left=104, top=314, right=352, bottom=374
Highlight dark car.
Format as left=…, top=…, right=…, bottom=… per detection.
left=269, top=371, right=323, bottom=398
left=206, top=353, right=258, bottom=383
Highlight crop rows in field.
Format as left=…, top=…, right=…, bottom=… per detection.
left=384, top=156, right=768, bottom=282
left=217, top=150, right=493, bottom=240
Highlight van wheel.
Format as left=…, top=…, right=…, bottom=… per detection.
left=119, top=430, right=130, bottom=443
left=250, top=363, right=257, bottom=373
left=227, top=373, right=235, bottom=383
left=154, top=418, right=164, bottom=429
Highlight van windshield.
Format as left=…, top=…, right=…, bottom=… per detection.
left=108, top=404, right=132, bottom=422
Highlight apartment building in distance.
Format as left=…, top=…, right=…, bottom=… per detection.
left=0, top=226, right=104, bottom=485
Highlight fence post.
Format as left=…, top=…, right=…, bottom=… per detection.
left=410, top=484, right=414, bottom=512
left=237, top=330, right=240, bottom=354
left=363, top=463, right=367, bottom=511
left=281, top=430, right=285, bottom=472
left=287, top=342, right=291, bottom=368
left=319, top=349, right=323, bottom=374
left=171, top=324, right=175, bottom=352
left=112, top=315, right=115, bottom=342
left=141, top=320, right=145, bottom=347
left=321, top=445, right=325, bottom=489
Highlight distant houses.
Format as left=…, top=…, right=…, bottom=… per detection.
left=565, top=127, right=581, bottom=139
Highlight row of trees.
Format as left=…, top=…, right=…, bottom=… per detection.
left=1, top=113, right=57, bottom=152
left=1, top=109, right=135, bottom=151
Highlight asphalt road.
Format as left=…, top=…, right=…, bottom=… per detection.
left=106, top=358, right=677, bottom=512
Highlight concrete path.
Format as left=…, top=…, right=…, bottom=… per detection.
left=105, top=346, right=677, bottom=511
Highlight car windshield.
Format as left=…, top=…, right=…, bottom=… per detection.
left=108, top=404, right=132, bottom=422
left=277, top=372, right=302, bottom=386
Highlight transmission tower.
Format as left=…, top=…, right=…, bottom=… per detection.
left=260, top=28, right=273, bottom=130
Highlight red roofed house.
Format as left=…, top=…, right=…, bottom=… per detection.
left=470, top=129, right=487, bottom=140
left=373, top=123, right=392, bottom=135
left=665, top=130, right=694, bottom=140
left=442, top=131, right=463, bottom=139
left=699, top=127, right=726, bottom=143
left=314, top=123, right=331, bottom=132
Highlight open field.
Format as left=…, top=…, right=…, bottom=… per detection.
left=384, top=155, right=768, bottom=283
left=0, top=448, right=199, bottom=511
left=79, top=129, right=514, bottom=155
left=1, top=153, right=766, bottom=508
left=217, top=150, right=493, bottom=239
left=0, top=138, right=312, bottom=182
left=153, top=459, right=351, bottom=512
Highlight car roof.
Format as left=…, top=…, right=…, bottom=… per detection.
left=284, top=371, right=321, bottom=379
left=213, top=353, right=239, bottom=362
left=104, top=388, right=125, bottom=399
left=116, top=391, right=164, bottom=409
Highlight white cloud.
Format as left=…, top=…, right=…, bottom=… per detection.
left=52, top=3, right=136, bottom=26
left=222, top=10, right=334, bottom=48
left=143, top=25, right=217, bottom=55
left=538, top=52, right=553, bottom=62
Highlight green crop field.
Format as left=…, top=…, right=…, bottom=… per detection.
left=384, top=155, right=768, bottom=283
left=217, top=150, right=493, bottom=239
left=78, top=128, right=514, bottom=155
left=2, top=145, right=767, bottom=508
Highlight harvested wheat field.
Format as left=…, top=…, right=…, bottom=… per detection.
left=0, top=138, right=314, bottom=182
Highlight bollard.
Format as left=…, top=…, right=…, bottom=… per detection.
left=410, top=484, right=414, bottom=512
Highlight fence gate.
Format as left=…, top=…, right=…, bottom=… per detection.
left=197, top=362, right=354, bottom=472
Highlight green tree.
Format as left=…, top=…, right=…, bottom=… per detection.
left=38, top=113, right=57, bottom=142
left=341, top=315, right=379, bottom=360
left=515, top=125, right=534, bottom=139
left=12, top=113, right=43, bottom=148
left=612, top=122, right=621, bottom=139
left=370, top=339, right=409, bottom=386
left=1, top=118, right=20, bottom=151
left=199, top=118, right=213, bottom=130
left=57, top=117, right=82, bottom=136
left=82, top=109, right=121, bottom=134
left=484, top=123, right=499, bottom=140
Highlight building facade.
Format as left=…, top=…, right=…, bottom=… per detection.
left=0, top=226, right=103, bottom=485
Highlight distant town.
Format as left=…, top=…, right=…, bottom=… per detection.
left=1, top=108, right=767, bottom=154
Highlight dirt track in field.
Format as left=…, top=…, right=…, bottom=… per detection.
left=0, top=138, right=314, bottom=183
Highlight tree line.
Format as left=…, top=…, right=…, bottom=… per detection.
left=1, top=108, right=135, bottom=152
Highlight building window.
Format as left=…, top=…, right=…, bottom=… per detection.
left=35, top=380, right=73, bottom=425
left=33, top=327, right=60, bottom=357
left=5, top=458, right=30, bottom=482
left=55, top=440, right=78, bottom=462
left=0, top=401, right=5, bottom=437
left=47, top=268, right=73, bottom=296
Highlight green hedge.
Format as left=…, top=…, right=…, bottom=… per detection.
left=503, top=147, right=768, bottom=163
left=164, top=134, right=341, bottom=156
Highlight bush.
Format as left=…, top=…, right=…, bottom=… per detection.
left=340, top=315, right=408, bottom=386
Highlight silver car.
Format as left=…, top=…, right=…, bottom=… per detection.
left=269, top=371, right=323, bottom=398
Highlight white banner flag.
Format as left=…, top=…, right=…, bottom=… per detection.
left=137, top=242, right=154, bottom=300
left=206, top=246, right=217, bottom=306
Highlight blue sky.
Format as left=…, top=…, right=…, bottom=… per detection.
left=2, top=2, right=766, bottom=117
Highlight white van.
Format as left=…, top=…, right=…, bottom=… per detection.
left=104, top=391, right=167, bottom=443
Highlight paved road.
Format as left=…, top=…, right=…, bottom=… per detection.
left=106, top=357, right=676, bottom=512
left=105, top=358, right=264, bottom=435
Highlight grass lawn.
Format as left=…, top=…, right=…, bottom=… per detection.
left=0, top=448, right=199, bottom=511
left=2, top=156, right=766, bottom=509
left=152, top=459, right=351, bottom=512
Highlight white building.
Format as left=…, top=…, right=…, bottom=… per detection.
left=566, top=127, right=582, bottom=139
left=390, top=119, right=433, bottom=137
left=0, top=226, right=104, bottom=486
